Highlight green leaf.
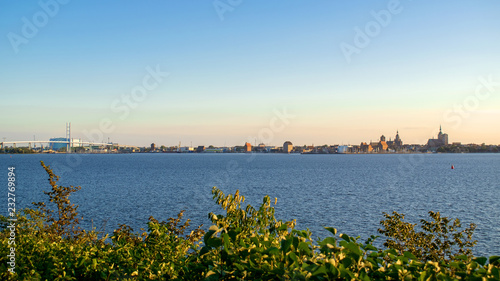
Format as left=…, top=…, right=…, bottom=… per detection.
left=403, top=251, right=417, bottom=260
left=312, top=265, right=328, bottom=276
left=386, top=248, right=398, bottom=256
left=281, top=238, right=292, bottom=253
left=490, top=267, right=499, bottom=279
left=324, top=227, right=337, bottom=236
left=363, top=244, right=378, bottom=251
left=271, top=268, right=286, bottom=276
left=490, top=255, right=500, bottom=265
left=339, top=240, right=361, bottom=256
left=207, top=237, right=222, bottom=248
left=473, top=256, right=487, bottom=266
left=289, top=252, right=298, bottom=263
left=277, top=224, right=288, bottom=231
left=326, top=263, right=339, bottom=275
left=418, top=270, right=427, bottom=281
left=234, top=263, right=244, bottom=271
left=339, top=268, right=355, bottom=279
left=292, top=236, right=299, bottom=250
left=267, top=247, right=280, bottom=256
left=293, top=229, right=308, bottom=238
left=250, top=236, right=260, bottom=246
left=298, top=242, right=311, bottom=255
left=203, top=230, right=216, bottom=245
left=319, top=237, right=337, bottom=247
left=222, top=233, right=232, bottom=254
left=341, top=256, right=353, bottom=268
left=340, top=233, right=351, bottom=242
left=449, top=261, right=461, bottom=269
left=228, top=229, right=238, bottom=241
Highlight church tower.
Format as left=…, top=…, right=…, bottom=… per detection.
left=394, top=130, right=402, bottom=147
left=438, top=125, right=448, bottom=145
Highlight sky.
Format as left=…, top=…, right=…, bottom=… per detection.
left=1, top=0, right=499, bottom=147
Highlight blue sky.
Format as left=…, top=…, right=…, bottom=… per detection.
left=1, top=0, right=499, bottom=146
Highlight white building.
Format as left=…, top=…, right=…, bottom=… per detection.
left=337, top=145, right=349, bottom=154
left=179, top=146, right=195, bottom=152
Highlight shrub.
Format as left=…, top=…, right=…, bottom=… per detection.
left=32, top=161, right=83, bottom=240
left=378, top=211, right=477, bottom=262
left=0, top=162, right=498, bottom=280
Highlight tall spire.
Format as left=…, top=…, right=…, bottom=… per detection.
left=440, top=125, right=442, bottom=133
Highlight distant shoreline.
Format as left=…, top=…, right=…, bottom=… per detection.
left=1, top=151, right=499, bottom=155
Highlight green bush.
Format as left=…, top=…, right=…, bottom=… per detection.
left=378, top=211, right=477, bottom=262
left=1, top=161, right=499, bottom=280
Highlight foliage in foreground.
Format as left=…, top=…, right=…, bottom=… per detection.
left=0, top=162, right=499, bottom=280
left=379, top=211, right=477, bottom=262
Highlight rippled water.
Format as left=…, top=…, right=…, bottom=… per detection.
left=2, top=153, right=499, bottom=257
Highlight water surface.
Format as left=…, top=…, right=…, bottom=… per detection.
left=2, top=153, right=499, bottom=256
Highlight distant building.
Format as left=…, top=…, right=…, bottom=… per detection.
left=337, top=145, right=349, bottom=154
left=196, top=146, right=205, bottom=153
left=370, top=135, right=388, bottom=152
left=265, top=146, right=276, bottom=153
left=49, top=137, right=68, bottom=151
left=180, top=146, right=195, bottom=152
left=254, top=143, right=268, bottom=153
left=244, top=142, right=252, bottom=152
left=283, top=141, right=293, bottom=153
left=49, top=138, right=82, bottom=151
left=360, top=134, right=389, bottom=153
left=427, top=126, right=449, bottom=148
left=394, top=131, right=403, bottom=147
left=360, top=142, right=373, bottom=153
left=204, top=147, right=223, bottom=153
left=151, top=143, right=156, bottom=151
left=386, top=130, right=403, bottom=151
left=378, top=136, right=388, bottom=152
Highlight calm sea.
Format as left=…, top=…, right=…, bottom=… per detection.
left=1, top=153, right=499, bottom=257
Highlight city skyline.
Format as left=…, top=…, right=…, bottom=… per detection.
left=2, top=124, right=496, bottom=149
left=1, top=1, right=500, bottom=146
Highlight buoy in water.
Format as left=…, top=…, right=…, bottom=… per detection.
left=451, top=165, right=454, bottom=169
